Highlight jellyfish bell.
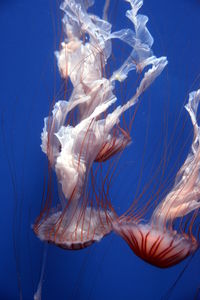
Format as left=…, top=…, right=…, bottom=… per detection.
left=113, top=89, right=200, bottom=268
left=34, top=205, right=114, bottom=250
left=113, top=222, right=198, bottom=268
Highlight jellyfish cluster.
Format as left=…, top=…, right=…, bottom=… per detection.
left=34, top=0, right=200, bottom=269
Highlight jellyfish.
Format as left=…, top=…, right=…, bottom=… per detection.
left=1, top=0, right=200, bottom=299
left=113, top=89, right=200, bottom=268
left=33, top=0, right=200, bottom=273
left=33, top=0, right=167, bottom=250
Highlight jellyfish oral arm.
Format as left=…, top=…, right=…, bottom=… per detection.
left=41, top=0, right=167, bottom=202
left=152, top=89, right=200, bottom=222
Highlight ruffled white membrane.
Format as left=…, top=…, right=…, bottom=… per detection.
left=41, top=0, right=167, bottom=204
left=152, top=89, right=200, bottom=222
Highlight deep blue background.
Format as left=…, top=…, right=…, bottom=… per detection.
left=1, top=0, right=200, bottom=299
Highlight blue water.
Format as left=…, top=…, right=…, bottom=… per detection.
left=1, top=0, right=200, bottom=299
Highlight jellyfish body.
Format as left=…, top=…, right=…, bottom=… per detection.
left=113, top=89, right=200, bottom=267
left=34, top=0, right=167, bottom=250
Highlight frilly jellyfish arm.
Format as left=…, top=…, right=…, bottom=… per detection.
left=152, top=89, right=200, bottom=222
left=41, top=0, right=167, bottom=202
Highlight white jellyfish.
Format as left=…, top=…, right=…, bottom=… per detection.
left=34, top=0, right=167, bottom=250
